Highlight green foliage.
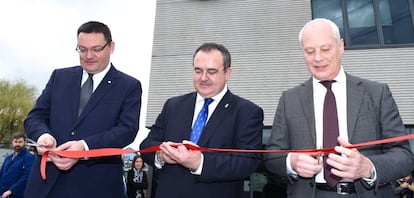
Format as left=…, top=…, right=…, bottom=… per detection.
left=0, top=79, right=37, bottom=148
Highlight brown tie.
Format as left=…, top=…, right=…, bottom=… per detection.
left=320, top=80, right=341, bottom=187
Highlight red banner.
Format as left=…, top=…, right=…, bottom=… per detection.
left=40, top=133, right=414, bottom=180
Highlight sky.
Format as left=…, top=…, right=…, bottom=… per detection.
left=0, top=0, right=156, bottom=149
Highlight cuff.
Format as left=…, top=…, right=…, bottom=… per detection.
left=362, top=159, right=377, bottom=185
left=154, top=151, right=165, bottom=169
left=286, top=153, right=298, bottom=178
left=80, top=140, right=89, bottom=151
left=190, top=153, right=204, bottom=175
left=80, top=140, right=89, bottom=160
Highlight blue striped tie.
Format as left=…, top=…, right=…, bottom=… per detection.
left=190, top=98, right=214, bottom=143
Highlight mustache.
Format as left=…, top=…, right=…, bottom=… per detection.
left=14, top=146, right=23, bottom=150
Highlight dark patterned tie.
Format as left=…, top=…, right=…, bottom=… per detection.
left=320, top=80, right=341, bottom=187
left=79, top=73, right=93, bottom=116
left=189, top=98, right=214, bottom=143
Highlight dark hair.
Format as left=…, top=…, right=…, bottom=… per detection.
left=193, top=42, right=231, bottom=70
left=77, top=21, right=112, bottom=43
left=12, top=132, right=26, bottom=140
left=132, top=154, right=145, bottom=169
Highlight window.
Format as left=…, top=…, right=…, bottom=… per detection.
left=312, top=0, right=414, bottom=48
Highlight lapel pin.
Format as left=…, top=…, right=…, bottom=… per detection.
left=224, top=104, right=229, bottom=108
left=108, top=80, right=112, bottom=84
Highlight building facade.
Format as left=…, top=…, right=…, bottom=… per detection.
left=146, top=0, right=414, bottom=128
left=146, top=0, right=414, bottom=197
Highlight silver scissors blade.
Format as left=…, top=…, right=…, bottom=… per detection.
left=26, top=138, right=43, bottom=147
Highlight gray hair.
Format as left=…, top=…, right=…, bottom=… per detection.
left=298, top=18, right=341, bottom=47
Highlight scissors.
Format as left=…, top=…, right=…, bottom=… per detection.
left=316, top=146, right=323, bottom=164
left=26, top=138, right=46, bottom=147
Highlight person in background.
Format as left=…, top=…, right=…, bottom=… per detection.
left=0, top=132, right=35, bottom=198
left=23, top=21, right=142, bottom=198
left=126, top=155, right=148, bottom=198
left=264, top=18, right=414, bottom=197
left=394, top=175, right=414, bottom=198
left=28, top=146, right=36, bottom=155
left=140, top=42, right=264, bottom=198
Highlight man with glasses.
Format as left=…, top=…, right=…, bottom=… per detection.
left=140, top=42, right=264, bottom=198
left=24, top=21, right=142, bottom=198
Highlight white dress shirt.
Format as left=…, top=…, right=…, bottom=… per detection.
left=313, top=67, right=348, bottom=183
left=81, top=62, right=111, bottom=92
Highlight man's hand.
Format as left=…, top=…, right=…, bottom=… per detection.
left=1, top=190, right=12, bottom=198
left=290, top=153, right=323, bottom=178
left=159, top=141, right=202, bottom=170
left=36, top=134, right=57, bottom=156
left=49, top=140, right=84, bottom=170
left=158, top=142, right=178, bottom=165
left=327, top=137, right=373, bottom=180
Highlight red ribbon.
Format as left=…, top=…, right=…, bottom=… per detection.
left=40, top=133, right=414, bottom=180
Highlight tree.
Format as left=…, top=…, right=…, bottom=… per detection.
left=0, top=79, right=37, bottom=148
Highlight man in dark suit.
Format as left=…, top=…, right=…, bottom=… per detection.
left=264, top=18, right=414, bottom=198
left=140, top=42, right=264, bottom=198
left=23, top=21, right=142, bottom=198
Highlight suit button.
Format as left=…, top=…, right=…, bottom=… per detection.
left=71, top=131, right=75, bottom=135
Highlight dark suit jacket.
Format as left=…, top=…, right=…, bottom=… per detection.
left=264, top=73, right=414, bottom=198
left=24, top=65, right=142, bottom=198
left=140, top=90, right=264, bottom=198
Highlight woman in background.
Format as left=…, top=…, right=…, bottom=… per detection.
left=127, top=155, right=148, bottom=198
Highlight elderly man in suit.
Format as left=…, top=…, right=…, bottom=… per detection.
left=140, top=42, right=264, bottom=198
left=24, top=21, right=142, bottom=198
left=264, top=18, right=414, bottom=198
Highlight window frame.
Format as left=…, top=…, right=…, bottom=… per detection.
left=311, top=0, right=414, bottom=49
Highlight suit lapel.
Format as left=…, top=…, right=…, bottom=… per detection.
left=300, top=78, right=317, bottom=146
left=70, top=67, right=83, bottom=122
left=346, top=74, right=364, bottom=140
left=197, top=91, right=233, bottom=146
left=181, top=93, right=198, bottom=141
left=77, top=65, right=117, bottom=121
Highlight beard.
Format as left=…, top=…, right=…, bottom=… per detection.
left=14, top=146, right=23, bottom=153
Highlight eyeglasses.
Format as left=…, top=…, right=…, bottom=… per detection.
left=75, top=41, right=110, bottom=55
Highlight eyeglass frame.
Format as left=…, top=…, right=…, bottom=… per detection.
left=75, top=41, right=111, bottom=55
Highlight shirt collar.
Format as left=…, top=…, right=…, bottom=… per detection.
left=82, top=62, right=111, bottom=80
left=312, top=66, right=346, bottom=87
left=196, top=84, right=228, bottom=103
